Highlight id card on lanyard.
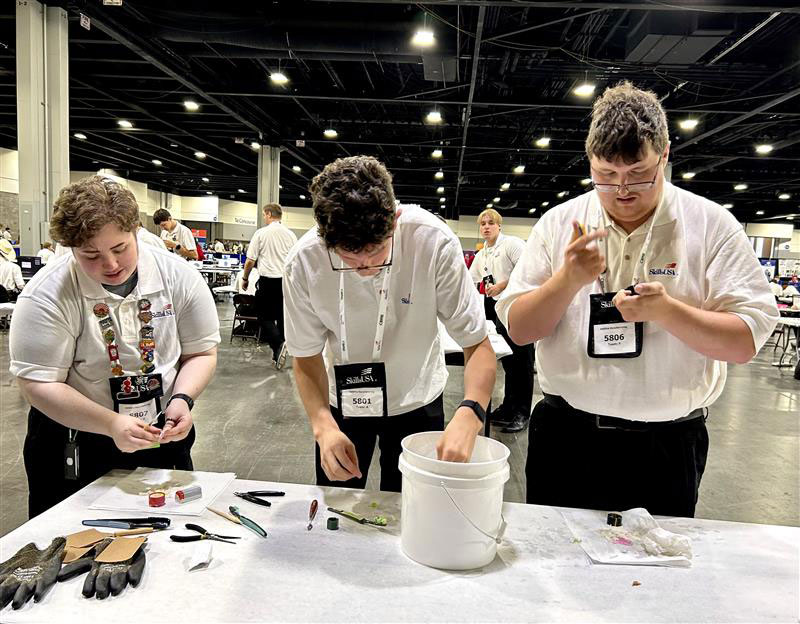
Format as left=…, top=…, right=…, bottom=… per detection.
left=334, top=260, right=391, bottom=418
left=586, top=195, right=657, bottom=359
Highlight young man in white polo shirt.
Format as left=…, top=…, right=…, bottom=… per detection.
left=154, top=209, right=198, bottom=260
left=10, top=176, right=220, bottom=517
left=469, top=208, right=533, bottom=433
left=242, top=203, right=298, bottom=369
left=284, top=156, right=495, bottom=492
left=496, top=82, right=778, bottom=517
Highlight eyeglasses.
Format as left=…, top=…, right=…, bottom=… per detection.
left=591, top=156, right=663, bottom=194
left=327, top=237, right=394, bottom=272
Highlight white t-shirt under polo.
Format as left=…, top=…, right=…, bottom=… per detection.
left=469, top=233, right=526, bottom=300
left=495, top=182, right=779, bottom=422
left=160, top=221, right=197, bottom=254
left=9, top=246, right=220, bottom=410
left=283, top=204, right=487, bottom=416
left=246, top=222, right=298, bottom=278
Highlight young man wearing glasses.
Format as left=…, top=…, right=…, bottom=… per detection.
left=495, top=82, right=778, bottom=517
left=283, top=156, right=495, bottom=492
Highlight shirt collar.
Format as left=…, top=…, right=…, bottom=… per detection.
left=75, top=243, right=164, bottom=300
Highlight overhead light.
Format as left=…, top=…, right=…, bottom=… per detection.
left=151, top=159, right=162, bottom=166
left=279, top=184, right=283, bottom=189
left=436, top=186, right=445, bottom=194
left=557, top=191, right=567, bottom=198
left=270, top=71, right=289, bottom=85
left=541, top=201, right=550, bottom=207
left=299, top=194, right=306, bottom=200
left=431, top=149, right=443, bottom=159
left=679, top=118, right=699, bottom=131
left=755, top=144, right=773, bottom=154
left=411, top=29, right=435, bottom=47
left=323, top=128, right=338, bottom=139
left=434, top=170, right=444, bottom=180
left=117, top=119, right=133, bottom=128
left=238, top=188, right=245, bottom=193
left=425, top=110, right=443, bottom=124
left=183, top=100, right=200, bottom=112
left=202, top=177, right=210, bottom=183
left=500, top=182, right=510, bottom=191
left=528, top=208, right=536, bottom=214
left=250, top=141, right=261, bottom=150
left=513, top=164, right=525, bottom=174
left=485, top=203, right=493, bottom=208
left=292, top=165, right=301, bottom=173
left=493, top=197, right=501, bottom=203
left=194, top=151, right=206, bottom=159
left=573, top=83, right=596, bottom=97
left=734, top=183, right=748, bottom=191
left=439, top=197, right=445, bottom=203
left=756, top=210, right=765, bottom=215
left=682, top=171, right=696, bottom=179
left=721, top=203, right=733, bottom=209
left=535, top=137, right=551, bottom=148
left=580, top=178, right=591, bottom=185
left=440, top=204, right=446, bottom=210
left=778, top=193, right=791, bottom=200
left=205, top=191, right=213, bottom=195
left=73, top=132, right=87, bottom=140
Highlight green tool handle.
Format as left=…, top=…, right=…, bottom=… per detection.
left=327, top=507, right=366, bottom=524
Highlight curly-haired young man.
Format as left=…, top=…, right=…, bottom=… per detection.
left=283, top=155, right=496, bottom=491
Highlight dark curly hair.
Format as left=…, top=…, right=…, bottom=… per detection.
left=310, top=156, right=396, bottom=252
left=50, top=176, right=140, bottom=248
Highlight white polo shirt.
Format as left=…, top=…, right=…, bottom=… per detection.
left=246, top=222, right=298, bottom=278
left=469, top=233, right=526, bottom=300
left=37, top=248, right=55, bottom=265
left=160, top=221, right=197, bottom=254
left=9, top=246, right=220, bottom=410
left=138, top=227, right=167, bottom=250
left=283, top=204, right=487, bottom=416
left=0, top=258, right=24, bottom=291
left=782, top=285, right=800, bottom=297
left=496, top=182, right=779, bottom=422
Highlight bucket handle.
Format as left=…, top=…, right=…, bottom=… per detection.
left=439, top=480, right=507, bottom=544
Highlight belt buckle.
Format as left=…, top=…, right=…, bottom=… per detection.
left=595, top=416, right=618, bottom=430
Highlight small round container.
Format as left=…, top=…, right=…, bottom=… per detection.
left=175, top=485, right=202, bottom=504
left=327, top=517, right=339, bottom=531
left=148, top=491, right=166, bottom=508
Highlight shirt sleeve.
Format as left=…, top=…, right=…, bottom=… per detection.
left=469, top=250, right=482, bottom=284
left=283, top=257, right=329, bottom=357
left=179, top=227, right=197, bottom=252
left=505, top=237, right=526, bottom=267
left=9, top=296, right=76, bottom=382
left=246, top=230, right=261, bottom=262
left=13, top=265, right=25, bottom=290
left=436, top=237, right=487, bottom=348
left=173, top=267, right=221, bottom=353
left=703, top=227, right=779, bottom=352
left=495, top=224, right=553, bottom=329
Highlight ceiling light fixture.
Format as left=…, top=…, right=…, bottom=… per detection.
left=250, top=141, right=261, bottom=150
left=206, top=191, right=213, bottom=195
left=270, top=71, right=289, bottom=85
left=580, top=178, right=591, bottom=185
left=411, top=29, right=435, bottom=47
left=436, top=186, right=445, bottom=194
left=528, top=208, right=536, bottom=214
left=513, top=164, right=525, bottom=174
left=486, top=203, right=493, bottom=208
left=557, top=191, right=567, bottom=198
left=755, top=144, right=773, bottom=154
left=573, top=83, right=596, bottom=97
left=202, top=177, right=209, bottom=183
left=431, top=149, right=443, bottom=159
left=151, top=159, right=162, bottom=166
left=682, top=171, right=696, bottom=179
left=183, top=100, right=200, bottom=112
left=117, top=119, right=133, bottom=128
left=292, top=165, right=301, bottom=173
left=73, top=132, right=87, bottom=140
left=299, top=194, right=306, bottom=200
left=493, top=197, right=501, bottom=203
left=323, top=128, right=338, bottom=139
left=238, top=188, right=245, bottom=193
left=535, top=137, right=551, bottom=148
left=679, top=118, right=699, bottom=131
left=756, top=210, right=765, bottom=215
left=778, top=193, right=791, bottom=200
left=734, top=183, right=748, bottom=191
left=425, top=110, right=443, bottom=124
left=541, top=201, right=550, bottom=207
left=434, top=170, right=444, bottom=180
left=722, top=203, right=733, bottom=209
left=194, top=151, right=206, bottom=159
left=439, top=197, right=445, bottom=203
left=500, top=182, right=510, bottom=191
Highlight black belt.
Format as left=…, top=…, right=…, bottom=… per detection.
left=542, top=394, right=705, bottom=431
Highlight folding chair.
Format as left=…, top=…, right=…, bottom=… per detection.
left=230, top=294, right=261, bottom=343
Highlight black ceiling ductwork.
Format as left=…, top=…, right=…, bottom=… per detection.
left=626, top=12, right=735, bottom=64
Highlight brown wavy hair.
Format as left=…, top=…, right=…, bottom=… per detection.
left=310, top=156, right=396, bottom=252
left=50, top=176, right=140, bottom=248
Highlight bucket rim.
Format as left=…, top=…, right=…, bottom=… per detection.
left=398, top=454, right=510, bottom=487
left=400, top=431, right=510, bottom=469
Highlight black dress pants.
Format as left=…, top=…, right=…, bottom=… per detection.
left=485, top=297, right=535, bottom=418
left=315, top=395, right=445, bottom=493
left=24, top=407, right=195, bottom=518
left=526, top=395, right=709, bottom=518
left=256, top=276, right=285, bottom=354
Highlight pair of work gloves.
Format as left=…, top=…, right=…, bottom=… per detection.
left=0, top=537, right=145, bottom=610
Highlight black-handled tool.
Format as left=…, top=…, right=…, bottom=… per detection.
left=83, top=516, right=171, bottom=529
left=169, top=523, right=240, bottom=545
left=245, top=490, right=285, bottom=497
left=234, top=492, right=275, bottom=507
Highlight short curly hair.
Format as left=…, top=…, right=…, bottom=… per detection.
left=50, top=176, right=140, bottom=248
left=310, top=156, right=396, bottom=252
left=586, top=81, right=669, bottom=165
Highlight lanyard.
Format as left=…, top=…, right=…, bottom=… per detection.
left=92, top=298, right=157, bottom=376
left=338, top=257, right=392, bottom=364
left=591, top=192, right=660, bottom=293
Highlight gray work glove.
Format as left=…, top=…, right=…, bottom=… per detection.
left=0, top=537, right=66, bottom=610
left=56, top=538, right=113, bottom=583
left=82, top=545, right=146, bottom=600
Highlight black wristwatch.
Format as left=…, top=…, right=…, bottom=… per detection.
left=168, top=393, right=194, bottom=411
left=458, top=399, right=486, bottom=424
left=175, top=244, right=182, bottom=251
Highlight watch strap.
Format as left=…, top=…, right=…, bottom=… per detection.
left=169, top=393, right=194, bottom=411
left=458, top=399, right=486, bottom=424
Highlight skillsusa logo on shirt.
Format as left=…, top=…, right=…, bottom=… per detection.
left=649, top=262, right=678, bottom=277
left=151, top=303, right=176, bottom=319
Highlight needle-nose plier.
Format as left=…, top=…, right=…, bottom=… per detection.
left=169, top=523, right=241, bottom=544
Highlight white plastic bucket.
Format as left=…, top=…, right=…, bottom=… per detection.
left=398, top=432, right=510, bottom=570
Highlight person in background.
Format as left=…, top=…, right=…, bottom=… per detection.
left=242, top=203, right=297, bottom=369
left=9, top=175, right=220, bottom=517
left=37, top=242, right=55, bottom=265
left=137, top=223, right=167, bottom=251
left=768, top=277, right=783, bottom=297
left=469, top=208, right=533, bottom=433
left=284, top=155, right=495, bottom=492
left=2, top=226, right=13, bottom=241
left=782, top=281, right=799, bottom=297
left=0, top=239, right=25, bottom=300
left=496, top=82, right=778, bottom=518
left=153, top=209, right=198, bottom=260
left=214, top=239, right=226, bottom=253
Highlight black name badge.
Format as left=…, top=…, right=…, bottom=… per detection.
left=587, top=291, right=643, bottom=358
left=334, top=362, right=388, bottom=418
